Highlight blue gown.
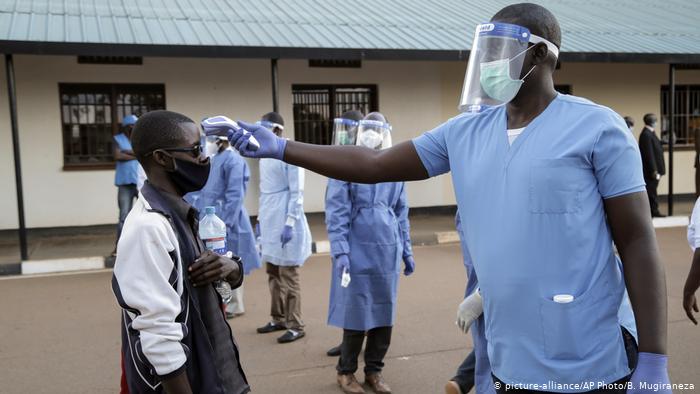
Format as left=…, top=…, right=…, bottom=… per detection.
left=456, top=213, right=495, bottom=394
left=189, top=149, right=261, bottom=275
left=325, top=179, right=413, bottom=331
left=258, top=158, right=312, bottom=266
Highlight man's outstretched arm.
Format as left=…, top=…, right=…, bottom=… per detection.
left=283, top=140, right=429, bottom=183
left=204, top=119, right=430, bottom=184
left=605, top=191, right=667, bottom=354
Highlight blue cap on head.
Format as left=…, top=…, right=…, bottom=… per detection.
left=122, top=115, right=138, bottom=126
left=205, top=206, right=215, bottom=215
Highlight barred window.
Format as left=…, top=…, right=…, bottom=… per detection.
left=59, top=84, right=165, bottom=169
left=661, top=85, right=700, bottom=147
left=292, top=85, right=378, bottom=145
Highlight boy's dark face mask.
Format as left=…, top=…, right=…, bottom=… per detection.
left=162, top=153, right=211, bottom=194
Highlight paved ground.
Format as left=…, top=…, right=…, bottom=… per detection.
left=1, top=198, right=692, bottom=265
left=0, top=228, right=698, bottom=393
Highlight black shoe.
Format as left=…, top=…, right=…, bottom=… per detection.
left=257, top=322, right=286, bottom=334
left=652, top=212, right=666, bottom=218
left=277, top=329, right=305, bottom=343
left=327, top=344, right=342, bottom=357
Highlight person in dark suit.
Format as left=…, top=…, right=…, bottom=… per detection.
left=624, top=116, right=634, bottom=131
left=638, top=113, right=666, bottom=217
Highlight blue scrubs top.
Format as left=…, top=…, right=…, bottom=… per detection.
left=413, top=94, right=645, bottom=391
left=114, top=133, right=139, bottom=186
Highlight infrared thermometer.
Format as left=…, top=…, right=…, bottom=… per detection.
left=201, top=115, right=260, bottom=151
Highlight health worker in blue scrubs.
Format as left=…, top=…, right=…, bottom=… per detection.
left=208, top=4, right=671, bottom=393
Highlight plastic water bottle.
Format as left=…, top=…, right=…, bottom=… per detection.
left=199, top=206, right=232, bottom=303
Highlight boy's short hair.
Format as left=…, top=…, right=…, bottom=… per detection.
left=131, top=110, right=196, bottom=165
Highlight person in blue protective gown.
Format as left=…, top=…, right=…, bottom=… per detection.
left=324, top=109, right=366, bottom=359
left=255, top=112, right=312, bottom=344
left=326, top=112, right=415, bottom=394
left=446, top=211, right=495, bottom=394
left=190, top=135, right=261, bottom=319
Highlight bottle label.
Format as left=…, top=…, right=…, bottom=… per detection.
left=203, top=237, right=226, bottom=255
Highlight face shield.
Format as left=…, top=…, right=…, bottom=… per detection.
left=332, top=118, right=360, bottom=146
left=204, top=136, right=220, bottom=157
left=257, top=120, right=284, bottom=135
left=458, top=22, right=560, bottom=112
left=356, top=119, right=392, bottom=150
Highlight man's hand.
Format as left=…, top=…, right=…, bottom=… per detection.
left=335, top=254, right=350, bottom=277
left=232, top=121, right=287, bottom=159
left=403, top=255, right=415, bottom=276
left=683, top=248, right=700, bottom=325
left=189, top=250, right=241, bottom=287
left=684, top=292, right=698, bottom=325
left=456, top=290, right=483, bottom=334
left=627, top=353, right=672, bottom=394
left=280, top=225, right=293, bottom=247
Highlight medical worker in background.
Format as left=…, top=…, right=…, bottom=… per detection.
left=255, top=112, right=312, bottom=344
left=325, top=112, right=414, bottom=394
left=113, top=114, right=139, bottom=255
left=325, top=109, right=365, bottom=358
left=193, top=135, right=261, bottom=318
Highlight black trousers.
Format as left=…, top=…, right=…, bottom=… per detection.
left=493, top=327, right=638, bottom=394
left=337, top=326, right=392, bottom=375
left=645, top=178, right=660, bottom=215
left=451, top=350, right=476, bottom=393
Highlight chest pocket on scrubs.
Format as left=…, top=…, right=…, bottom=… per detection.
left=529, top=158, right=587, bottom=214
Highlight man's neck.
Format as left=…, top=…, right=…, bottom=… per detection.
left=506, top=85, right=558, bottom=129
left=148, top=176, right=182, bottom=197
left=645, top=125, right=655, bottom=132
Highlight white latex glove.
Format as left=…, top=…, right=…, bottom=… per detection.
left=456, top=289, right=483, bottom=334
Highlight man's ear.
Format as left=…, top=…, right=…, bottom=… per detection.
left=152, top=150, right=172, bottom=169
left=530, top=42, right=550, bottom=66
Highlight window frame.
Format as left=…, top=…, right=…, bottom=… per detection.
left=291, top=84, right=379, bottom=145
left=660, top=84, right=700, bottom=150
left=58, top=83, right=166, bottom=171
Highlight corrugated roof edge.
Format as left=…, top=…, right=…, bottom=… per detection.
left=1, top=40, right=699, bottom=64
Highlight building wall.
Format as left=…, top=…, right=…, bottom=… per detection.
left=0, top=56, right=454, bottom=229
left=0, top=55, right=272, bottom=229
left=554, top=63, right=700, bottom=197
left=1, top=56, right=698, bottom=230
left=276, top=59, right=456, bottom=213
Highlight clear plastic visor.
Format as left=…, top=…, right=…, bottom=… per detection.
left=332, top=118, right=359, bottom=146
left=458, top=23, right=531, bottom=112
left=356, top=119, right=392, bottom=150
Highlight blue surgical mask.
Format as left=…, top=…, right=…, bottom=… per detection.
left=479, top=47, right=536, bottom=103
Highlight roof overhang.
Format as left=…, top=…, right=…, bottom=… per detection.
left=1, top=40, right=699, bottom=64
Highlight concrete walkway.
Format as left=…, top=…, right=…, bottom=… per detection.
left=0, top=199, right=693, bottom=275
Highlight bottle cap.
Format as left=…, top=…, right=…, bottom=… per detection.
left=553, top=294, right=574, bottom=304
left=205, top=206, right=215, bottom=215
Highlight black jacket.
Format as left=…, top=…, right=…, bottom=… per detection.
left=638, top=126, right=665, bottom=180
left=112, top=182, right=249, bottom=394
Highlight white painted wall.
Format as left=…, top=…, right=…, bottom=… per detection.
left=0, top=56, right=455, bottom=229
left=276, top=59, right=456, bottom=213
left=1, top=56, right=698, bottom=230
left=554, top=62, right=700, bottom=196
